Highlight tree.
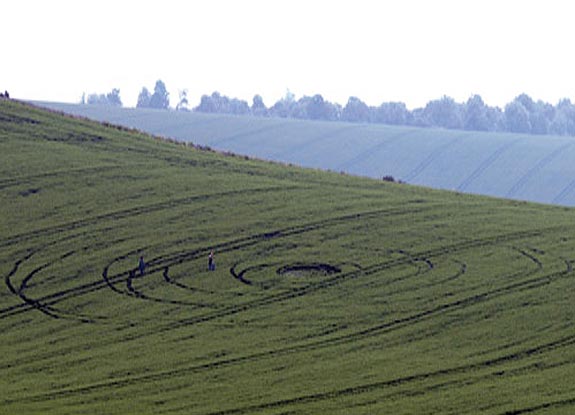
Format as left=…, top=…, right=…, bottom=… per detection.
left=307, top=94, right=327, bottom=120
left=86, top=93, right=106, bottom=105
left=290, top=94, right=334, bottom=120
left=515, top=93, right=535, bottom=113
left=195, top=91, right=227, bottom=113
left=195, top=94, right=215, bottom=113
left=176, top=89, right=189, bottom=111
left=106, top=88, right=122, bottom=107
left=485, top=105, right=505, bottom=132
left=463, top=95, right=490, bottom=131
left=86, top=88, right=122, bottom=106
left=410, top=108, right=431, bottom=127
left=501, top=94, right=553, bottom=135
left=149, top=80, right=170, bottom=109
left=373, top=102, right=410, bottom=125
left=136, top=87, right=151, bottom=108
left=229, top=98, right=250, bottom=115
left=290, top=96, right=310, bottom=119
left=511, top=94, right=553, bottom=135
left=323, top=101, right=342, bottom=121
left=341, top=97, right=370, bottom=123
left=251, top=94, right=268, bottom=117
left=269, top=90, right=297, bottom=118
left=550, top=99, right=575, bottom=136
left=303, top=94, right=340, bottom=121
left=423, top=95, right=463, bottom=129
left=504, top=100, right=531, bottom=133
left=529, top=101, right=553, bottom=135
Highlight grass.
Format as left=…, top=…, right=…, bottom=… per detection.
left=2, top=99, right=575, bottom=414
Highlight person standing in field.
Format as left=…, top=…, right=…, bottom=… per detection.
left=139, top=256, right=146, bottom=276
left=208, top=250, right=215, bottom=271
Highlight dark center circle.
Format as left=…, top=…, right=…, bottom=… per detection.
left=276, top=263, right=341, bottom=277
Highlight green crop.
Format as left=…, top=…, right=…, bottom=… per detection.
left=2, top=100, right=575, bottom=414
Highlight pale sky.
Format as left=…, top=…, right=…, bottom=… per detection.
left=3, top=0, right=575, bottom=109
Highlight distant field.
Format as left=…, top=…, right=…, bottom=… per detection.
left=3, top=99, right=575, bottom=414
left=37, top=101, right=575, bottom=207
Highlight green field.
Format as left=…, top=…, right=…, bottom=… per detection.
left=2, top=99, right=575, bottom=414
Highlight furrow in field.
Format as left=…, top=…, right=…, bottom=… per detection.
left=0, top=186, right=302, bottom=249
left=456, top=138, right=520, bottom=192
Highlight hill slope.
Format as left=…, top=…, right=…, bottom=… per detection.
left=2, top=100, right=575, bottom=414
left=38, top=101, right=575, bottom=207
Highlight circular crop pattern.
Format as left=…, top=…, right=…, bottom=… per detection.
left=2, top=198, right=574, bottom=415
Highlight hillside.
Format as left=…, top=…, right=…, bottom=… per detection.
left=38, top=101, right=575, bottom=207
left=2, top=99, right=575, bottom=414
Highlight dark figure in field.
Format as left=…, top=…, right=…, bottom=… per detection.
left=4, top=91, right=9, bottom=99
left=139, top=256, right=146, bottom=276
left=208, top=250, right=215, bottom=271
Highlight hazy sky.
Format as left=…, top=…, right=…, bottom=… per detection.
left=3, top=0, right=574, bottom=109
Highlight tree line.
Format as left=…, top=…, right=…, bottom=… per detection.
left=84, top=81, right=575, bottom=137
